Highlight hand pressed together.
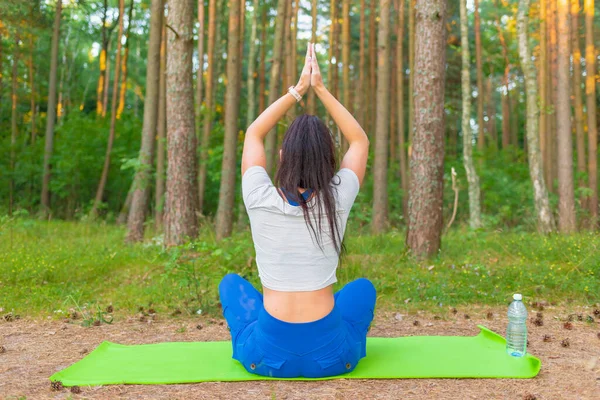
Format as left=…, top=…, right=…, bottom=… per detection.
left=294, top=43, right=325, bottom=96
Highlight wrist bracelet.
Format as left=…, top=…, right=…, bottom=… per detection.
left=288, top=86, right=302, bottom=102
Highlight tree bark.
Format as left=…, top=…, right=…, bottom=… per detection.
left=557, top=0, right=576, bottom=232
left=517, top=0, right=555, bottom=233
left=368, top=0, right=376, bottom=134
left=155, top=24, right=167, bottom=230
left=548, top=0, right=558, bottom=192
left=460, top=0, right=482, bottom=229
left=342, top=0, right=351, bottom=113
left=10, top=33, right=19, bottom=215
left=407, top=0, right=414, bottom=145
left=308, top=0, right=318, bottom=114
left=258, top=7, right=266, bottom=113
left=406, top=0, right=447, bottom=258
left=126, top=0, right=163, bottom=242
left=264, top=0, right=287, bottom=174
left=117, top=0, right=135, bottom=120
left=165, top=0, right=199, bottom=245
left=486, top=74, right=498, bottom=149
left=246, top=0, right=259, bottom=128
left=97, top=0, right=108, bottom=115
left=198, top=0, right=217, bottom=213
left=539, top=0, right=548, bottom=182
left=397, top=0, right=408, bottom=217
left=196, top=0, right=204, bottom=136
left=495, top=13, right=511, bottom=149
left=29, top=33, right=36, bottom=144
left=584, top=0, right=598, bottom=226
left=90, top=0, right=125, bottom=219
left=372, top=0, right=391, bottom=233
left=215, top=0, right=242, bottom=240
left=474, top=0, right=485, bottom=150
left=357, top=0, right=366, bottom=126
left=571, top=0, right=586, bottom=206
left=327, top=0, right=337, bottom=129
left=41, top=0, right=62, bottom=217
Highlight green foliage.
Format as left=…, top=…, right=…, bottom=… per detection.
left=0, top=220, right=598, bottom=319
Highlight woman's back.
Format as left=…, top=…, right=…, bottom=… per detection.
left=242, top=166, right=360, bottom=322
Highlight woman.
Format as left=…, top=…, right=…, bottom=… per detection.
left=218, top=43, right=375, bottom=378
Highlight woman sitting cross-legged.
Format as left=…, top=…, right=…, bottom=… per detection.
left=218, top=43, right=376, bottom=378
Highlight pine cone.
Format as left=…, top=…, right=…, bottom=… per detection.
left=70, top=386, right=82, bottom=394
left=51, top=381, right=64, bottom=391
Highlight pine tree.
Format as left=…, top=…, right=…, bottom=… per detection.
left=517, top=0, right=555, bottom=233
left=165, top=0, right=199, bottom=245
left=41, top=0, right=63, bottom=217
left=126, top=0, right=163, bottom=242
left=372, top=0, right=391, bottom=233
left=460, top=0, right=482, bottom=229
left=406, top=0, right=447, bottom=257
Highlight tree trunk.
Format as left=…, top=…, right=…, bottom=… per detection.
left=90, top=0, right=125, bottom=219
left=29, top=34, right=36, bottom=144
left=240, top=0, right=245, bottom=60
left=237, top=0, right=259, bottom=229
left=407, top=0, right=414, bottom=145
left=283, top=0, right=294, bottom=117
left=41, top=0, right=62, bottom=217
left=198, top=0, right=217, bottom=213
left=495, top=14, right=511, bottom=149
left=264, top=0, right=287, bottom=174
left=539, top=0, right=548, bottom=181
left=397, top=0, right=408, bottom=217
left=460, top=0, right=482, bottom=229
left=474, top=0, right=485, bottom=150
left=368, top=0, right=376, bottom=134
left=117, top=0, right=135, bottom=120
left=571, top=0, right=586, bottom=206
left=486, top=74, right=498, bottom=149
left=97, top=0, right=108, bottom=115
left=510, top=88, right=519, bottom=147
left=548, top=0, right=558, bottom=192
left=165, top=0, right=199, bottom=245
left=517, top=0, right=555, bottom=233
left=406, top=0, right=447, bottom=258
left=357, top=0, right=366, bottom=126
left=246, top=0, right=259, bottom=128
left=342, top=0, right=351, bottom=113
left=327, top=0, right=337, bottom=129
left=126, top=0, right=163, bottom=242
left=215, top=0, right=242, bottom=240
left=584, top=0, right=598, bottom=226
left=196, top=0, right=204, bottom=138
left=557, top=0, right=576, bottom=232
left=102, top=39, right=111, bottom=118
left=258, top=7, right=266, bottom=113
left=9, top=33, right=19, bottom=215
left=308, top=0, right=318, bottom=114
left=371, top=0, right=391, bottom=233
left=155, top=24, right=167, bottom=231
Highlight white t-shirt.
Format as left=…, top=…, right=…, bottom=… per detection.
left=242, top=166, right=360, bottom=292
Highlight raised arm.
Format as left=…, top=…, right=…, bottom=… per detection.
left=241, top=45, right=312, bottom=176
left=310, top=44, right=369, bottom=186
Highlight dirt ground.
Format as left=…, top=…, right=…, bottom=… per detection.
left=1, top=306, right=599, bottom=400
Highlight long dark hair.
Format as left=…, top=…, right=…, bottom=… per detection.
left=274, top=114, right=346, bottom=258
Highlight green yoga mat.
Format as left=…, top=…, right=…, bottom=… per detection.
left=50, top=325, right=540, bottom=386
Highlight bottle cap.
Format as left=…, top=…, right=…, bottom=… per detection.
left=513, top=294, right=522, bottom=301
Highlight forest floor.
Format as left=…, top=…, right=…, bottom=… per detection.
left=1, top=306, right=599, bottom=400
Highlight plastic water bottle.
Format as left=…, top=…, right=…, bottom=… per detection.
left=506, top=294, right=528, bottom=357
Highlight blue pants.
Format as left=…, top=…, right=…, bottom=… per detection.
left=218, top=274, right=376, bottom=378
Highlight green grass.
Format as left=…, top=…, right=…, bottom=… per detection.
left=0, top=218, right=598, bottom=319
